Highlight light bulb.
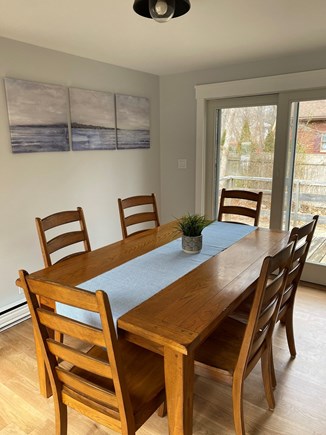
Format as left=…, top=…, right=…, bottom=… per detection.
left=149, top=0, right=175, bottom=23
left=155, top=1, right=168, bottom=16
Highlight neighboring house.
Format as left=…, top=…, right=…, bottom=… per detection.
left=298, top=101, right=326, bottom=153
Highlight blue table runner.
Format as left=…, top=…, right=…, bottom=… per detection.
left=57, top=222, right=256, bottom=329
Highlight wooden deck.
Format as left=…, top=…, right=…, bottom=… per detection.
left=308, top=236, right=326, bottom=265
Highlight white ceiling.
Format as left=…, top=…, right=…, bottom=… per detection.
left=1, top=0, right=326, bottom=75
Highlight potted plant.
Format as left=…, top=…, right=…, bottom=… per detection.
left=176, top=213, right=211, bottom=254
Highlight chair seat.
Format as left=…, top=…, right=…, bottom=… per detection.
left=229, top=278, right=275, bottom=325
left=195, top=317, right=246, bottom=375
left=228, top=295, right=253, bottom=324
left=119, top=340, right=165, bottom=415
left=70, top=340, right=165, bottom=422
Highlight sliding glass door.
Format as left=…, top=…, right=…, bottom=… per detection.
left=206, top=91, right=326, bottom=285
left=284, top=97, right=326, bottom=283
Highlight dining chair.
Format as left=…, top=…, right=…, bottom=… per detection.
left=19, top=270, right=166, bottom=435
left=118, top=193, right=160, bottom=239
left=217, top=188, right=263, bottom=226
left=194, top=241, right=295, bottom=435
left=35, top=207, right=91, bottom=268
left=277, top=215, right=319, bottom=356
left=230, top=215, right=319, bottom=366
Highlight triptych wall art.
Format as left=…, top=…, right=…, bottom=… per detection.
left=116, top=94, right=150, bottom=150
left=69, top=88, right=116, bottom=151
left=4, top=78, right=69, bottom=153
left=4, top=78, right=150, bottom=154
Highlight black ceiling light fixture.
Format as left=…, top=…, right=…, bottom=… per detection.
left=133, top=0, right=191, bottom=23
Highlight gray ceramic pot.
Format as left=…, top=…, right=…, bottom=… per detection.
left=182, top=234, right=203, bottom=254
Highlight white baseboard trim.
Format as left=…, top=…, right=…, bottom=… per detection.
left=0, top=303, right=30, bottom=331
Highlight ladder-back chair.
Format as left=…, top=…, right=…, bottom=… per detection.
left=277, top=215, right=319, bottom=358
left=35, top=207, right=91, bottom=268
left=19, top=270, right=165, bottom=435
left=218, top=188, right=263, bottom=226
left=194, top=241, right=294, bottom=435
left=118, top=193, right=160, bottom=239
left=230, top=215, right=319, bottom=374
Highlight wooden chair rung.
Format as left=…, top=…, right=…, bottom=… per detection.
left=56, top=368, right=118, bottom=409
left=38, top=310, right=105, bottom=346
left=47, top=340, right=112, bottom=378
left=62, top=390, right=122, bottom=430
left=30, top=280, right=99, bottom=312
left=47, top=231, right=87, bottom=254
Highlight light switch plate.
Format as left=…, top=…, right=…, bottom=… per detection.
left=178, top=159, right=187, bottom=169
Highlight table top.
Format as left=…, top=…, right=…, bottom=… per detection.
left=28, top=221, right=289, bottom=356
left=118, top=224, right=289, bottom=355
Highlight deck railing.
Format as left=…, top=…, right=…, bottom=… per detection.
left=220, top=175, right=326, bottom=225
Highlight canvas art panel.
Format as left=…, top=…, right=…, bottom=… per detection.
left=69, top=88, right=116, bottom=151
left=116, top=94, right=150, bottom=149
left=4, top=78, right=69, bottom=153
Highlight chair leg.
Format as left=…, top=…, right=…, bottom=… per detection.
left=285, top=305, right=297, bottom=358
left=157, top=400, right=167, bottom=417
left=270, top=345, right=276, bottom=389
left=279, top=314, right=286, bottom=325
left=261, top=348, right=275, bottom=411
left=54, top=399, right=67, bottom=435
left=232, top=378, right=246, bottom=435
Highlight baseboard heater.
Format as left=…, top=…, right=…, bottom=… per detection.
left=0, top=301, right=30, bottom=331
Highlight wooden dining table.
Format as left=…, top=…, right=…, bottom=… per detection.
left=19, top=221, right=289, bottom=435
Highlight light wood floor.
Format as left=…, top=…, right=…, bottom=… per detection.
left=0, top=283, right=325, bottom=434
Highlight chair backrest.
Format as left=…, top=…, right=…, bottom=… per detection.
left=217, top=188, right=263, bottom=226
left=236, top=241, right=295, bottom=378
left=118, top=193, right=160, bottom=239
left=35, top=207, right=91, bottom=267
left=19, top=270, right=136, bottom=433
left=278, top=215, right=319, bottom=319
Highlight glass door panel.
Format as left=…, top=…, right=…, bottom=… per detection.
left=285, top=99, right=326, bottom=271
left=215, top=104, right=277, bottom=228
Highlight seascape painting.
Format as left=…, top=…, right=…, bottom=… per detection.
left=4, top=78, right=69, bottom=153
left=116, top=94, right=150, bottom=149
left=69, top=88, right=116, bottom=150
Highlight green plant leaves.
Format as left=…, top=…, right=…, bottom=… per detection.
left=176, top=213, right=211, bottom=237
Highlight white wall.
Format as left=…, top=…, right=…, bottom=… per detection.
left=159, top=49, right=326, bottom=222
left=0, top=37, right=160, bottom=310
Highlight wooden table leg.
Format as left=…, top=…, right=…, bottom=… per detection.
left=164, top=347, right=194, bottom=435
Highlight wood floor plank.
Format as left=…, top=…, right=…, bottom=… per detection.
left=0, top=283, right=325, bottom=434
left=0, top=423, right=28, bottom=434
left=0, top=383, right=46, bottom=433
